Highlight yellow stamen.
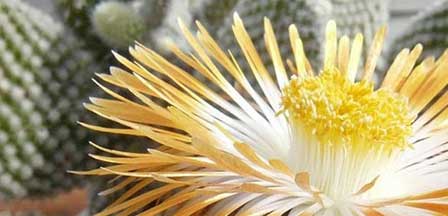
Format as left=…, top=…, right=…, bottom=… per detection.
left=282, top=70, right=413, bottom=154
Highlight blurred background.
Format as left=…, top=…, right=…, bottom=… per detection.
left=0, top=0, right=444, bottom=215
left=24, top=0, right=426, bottom=40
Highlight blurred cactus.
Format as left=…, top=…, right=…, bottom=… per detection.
left=57, top=0, right=389, bottom=67
left=0, top=0, right=108, bottom=199
left=56, top=0, right=108, bottom=54
left=91, top=1, right=145, bottom=48
left=387, top=0, right=448, bottom=61
left=56, top=0, right=166, bottom=52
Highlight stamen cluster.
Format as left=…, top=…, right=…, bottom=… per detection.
left=282, top=70, right=413, bottom=153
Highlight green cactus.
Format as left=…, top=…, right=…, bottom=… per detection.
left=0, top=0, right=112, bottom=199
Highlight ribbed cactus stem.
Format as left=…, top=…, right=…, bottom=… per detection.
left=0, top=0, right=106, bottom=199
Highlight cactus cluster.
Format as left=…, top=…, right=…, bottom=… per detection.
left=56, top=0, right=389, bottom=65
left=0, top=0, right=107, bottom=199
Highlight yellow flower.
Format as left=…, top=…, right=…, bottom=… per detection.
left=76, top=14, right=448, bottom=215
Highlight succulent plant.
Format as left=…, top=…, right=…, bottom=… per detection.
left=0, top=0, right=108, bottom=199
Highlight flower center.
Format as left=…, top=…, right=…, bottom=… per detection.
left=281, top=70, right=413, bottom=199
left=282, top=70, right=413, bottom=154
